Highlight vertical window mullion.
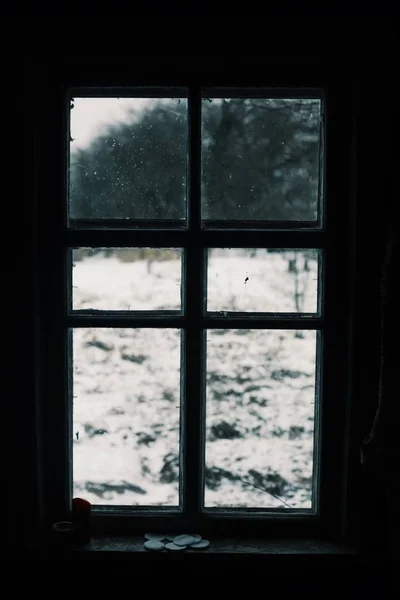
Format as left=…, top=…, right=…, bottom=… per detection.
left=182, top=86, right=205, bottom=520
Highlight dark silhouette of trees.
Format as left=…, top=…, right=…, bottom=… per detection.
left=202, top=98, right=321, bottom=221
left=69, top=97, right=321, bottom=222
left=69, top=100, right=187, bottom=220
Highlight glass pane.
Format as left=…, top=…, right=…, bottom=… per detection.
left=205, top=329, right=317, bottom=509
left=72, top=248, right=182, bottom=311
left=72, top=328, right=181, bottom=506
left=207, top=249, right=320, bottom=313
left=69, top=97, right=187, bottom=220
left=201, top=97, right=322, bottom=221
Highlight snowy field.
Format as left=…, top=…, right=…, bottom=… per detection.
left=72, top=249, right=319, bottom=509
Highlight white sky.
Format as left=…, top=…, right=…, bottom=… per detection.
left=70, top=98, right=149, bottom=150
left=70, top=96, right=315, bottom=151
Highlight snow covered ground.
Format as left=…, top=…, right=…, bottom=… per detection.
left=72, top=249, right=319, bottom=509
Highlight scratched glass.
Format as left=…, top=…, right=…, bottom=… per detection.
left=205, top=329, right=317, bottom=509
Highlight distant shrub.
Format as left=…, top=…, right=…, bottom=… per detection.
left=72, top=247, right=180, bottom=264
left=115, top=248, right=180, bottom=263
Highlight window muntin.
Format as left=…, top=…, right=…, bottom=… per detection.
left=62, top=86, right=331, bottom=523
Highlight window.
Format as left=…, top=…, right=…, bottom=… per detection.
left=38, top=74, right=353, bottom=538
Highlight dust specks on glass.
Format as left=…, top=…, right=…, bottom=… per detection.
left=67, top=88, right=324, bottom=513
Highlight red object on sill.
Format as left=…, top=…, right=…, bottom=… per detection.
left=71, top=497, right=91, bottom=544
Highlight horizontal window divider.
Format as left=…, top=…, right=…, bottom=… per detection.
left=68, top=219, right=187, bottom=230
left=202, top=87, right=324, bottom=99
left=68, top=86, right=323, bottom=100
left=203, top=316, right=324, bottom=329
left=93, top=506, right=182, bottom=515
left=65, top=229, right=327, bottom=249
left=67, top=314, right=323, bottom=329
left=86, top=512, right=321, bottom=538
left=90, top=506, right=313, bottom=518
left=69, top=86, right=189, bottom=98
left=67, top=314, right=185, bottom=328
left=69, top=309, right=183, bottom=318
left=63, top=68, right=330, bottom=90
left=202, top=508, right=316, bottom=517
left=68, top=221, right=324, bottom=233
left=201, top=220, right=322, bottom=230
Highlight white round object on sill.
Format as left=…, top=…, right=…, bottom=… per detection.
left=190, top=539, right=210, bottom=550
left=187, top=534, right=202, bottom=544
left=166, top=533, right=180, bottom=541
left=144, top=540, right=165, bottom=551
left=165, top=542, right=187, bottom=551
left=144, top=532, right=165, bottom=541
left=173, top=534, right=195, bottom=546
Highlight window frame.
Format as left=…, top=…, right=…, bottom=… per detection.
left=36, top=65, right=355, bottom=540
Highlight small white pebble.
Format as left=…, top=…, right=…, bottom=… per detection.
left=190, top=539, right=210, bottom=550
left=173, top=534, right=195, bottom=546
left=187, top=534, right=202, bottom=544
left=165, top=542, right=187, bottom=551
left=166, top=533, right=179, bottom=541
left=144, top=533, right=165, bottom=541
left=144, top=540, right=165, bottom=551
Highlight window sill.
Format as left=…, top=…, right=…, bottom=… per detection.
left=21, top=536, right=386, bottom=564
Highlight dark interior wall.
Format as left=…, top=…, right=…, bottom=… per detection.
left=8, top=19, right=397, bottom=577
left=346, top=69, right=397, bottom=550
